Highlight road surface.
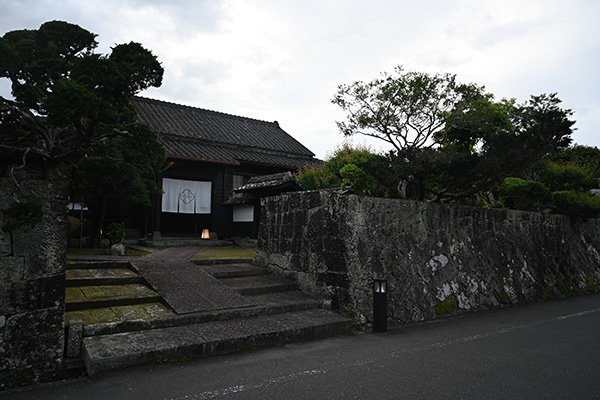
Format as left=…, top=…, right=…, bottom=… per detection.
left=4, top=293, right=600, bottom=399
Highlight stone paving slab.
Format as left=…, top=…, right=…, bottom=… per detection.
left=247, top=290, right=321, bottom=306
left=66, top=303, right=174, bottom=326
left=66, top=283, right=162, bottom=311
left=66, top=268, right=142, bottom=286
left=67, top=255, right=137, bottom=262
left=198, top=263, right=268, bottom=278
left=67, top=284, right=158, bottom=300
left=67, top=269, right=94, bottom=278
left=223, top=275, right=299, bottom=295
left=131, top=247, right=254, bottom=314
left=66, top=287, right=88, bottom=302
left=84, top=325, right=207, bottom=374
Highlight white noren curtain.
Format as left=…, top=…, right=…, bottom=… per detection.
left=162, top=178, right=212, bottom=214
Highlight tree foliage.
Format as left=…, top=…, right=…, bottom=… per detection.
left=72, top=122, right=165, bottom=206
left=0, top=20, right=165, bottom=245
left=546, top=145, right=600, bottom=178
left=332, top=66, right=484, bottom=151
left=496, top=178, right=549, bottom=212
left=551, top=190, right=600, bottom=219
left=332, top=67, right=576, bottom=203
left=295, top=144, right=392, bottom=197
left=1, top=21, right=163, bottom=165
left=1, top=197, right=43, bottom=233
left=495, top=146, right=600, bottom=218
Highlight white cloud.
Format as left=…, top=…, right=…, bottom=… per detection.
left=1, top=0, right=599, bottom=159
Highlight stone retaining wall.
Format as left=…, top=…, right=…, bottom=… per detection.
left=0, top=162, right=69, bottom=390
left=257, top=189, right=600, bottom=326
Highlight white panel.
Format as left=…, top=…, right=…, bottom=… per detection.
left=194, top=181, right=212, bottom=214
left=233, top=205, right=254, bottom=222
left=161, top=178, right=179, bottom=213
left=162, top=178, right=212, bottom=214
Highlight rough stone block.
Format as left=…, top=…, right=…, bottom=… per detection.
left=66, top=320, right=83, bottom=358
left=26, top=274, right=65, bottom=310
left=0, top=358, right=63, bottom=391
left=0, top=330, right=64, bottom=371
left=0, top=315, right=5, bottom=342
left=2, top=279, right=28, bottom=315
left=5, top=306, right=64, bottom=341
left=0, top=257, right=25, bottom=282
left=111, top=243, right=126, bottom=256
left=22, top=253, right=65, bottom=279
left=0, top=231, right=10, bottom=256
left=304, top=190, right=323, bottom=209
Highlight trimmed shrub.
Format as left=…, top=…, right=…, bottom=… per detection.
left=551, top=191, right=600, bottom=219
left=104, top=222, right=125, bottom=245
left=497, top=177, right=548, bottom=211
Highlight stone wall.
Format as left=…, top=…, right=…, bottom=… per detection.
left=0, top=162, right=69, bottom=390
left=257, top=189, right=600, bottom=326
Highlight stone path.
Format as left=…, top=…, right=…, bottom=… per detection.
left=131, top=247, right=255, bottom=314
left=65, top=247, right=352, bottom=375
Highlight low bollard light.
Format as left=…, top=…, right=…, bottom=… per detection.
left=373, top=279, right=387, bottom=332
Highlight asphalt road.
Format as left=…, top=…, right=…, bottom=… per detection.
left=4, top=293, right=600, bottom=399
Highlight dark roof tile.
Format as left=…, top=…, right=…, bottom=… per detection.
left=132, top=97, right=319, bottom=169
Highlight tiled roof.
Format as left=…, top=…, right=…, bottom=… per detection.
left=131, top=97, right=320, bottom=169
left=233, top=172, right=304, bottom=194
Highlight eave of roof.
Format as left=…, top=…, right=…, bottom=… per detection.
left=160, top=135, right=320, bottom=169
left=234, top=171, right=304, bottom=194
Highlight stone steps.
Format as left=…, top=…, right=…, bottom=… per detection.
left=83, top=308, right=352, bottom=376
left=65, top=284, right=164, bottom=311
left=69, top=255, right=352, bottom=375
left=66, top=267, right=143, bottom=286
left=223, top=275, right=300, bottom=295
left=195, top=262, right=268, bottom=278
left=66, top=303, right=175, bottom=327
left=197, top=262, right=300, bottom=295
left=80, top=290, right=322, bottom=337
left=65, top=262, right=173, bottom=321
left=68, top=260, right=133, bottom=269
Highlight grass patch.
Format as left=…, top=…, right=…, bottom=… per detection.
left=190, top=246, right=256, bottom=260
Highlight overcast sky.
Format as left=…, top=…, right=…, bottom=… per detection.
left=1, top=0, right=598, bottom=159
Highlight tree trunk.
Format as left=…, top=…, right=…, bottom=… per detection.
left=89, top=194, right=108, bottom=248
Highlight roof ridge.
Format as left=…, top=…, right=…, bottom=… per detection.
left=133, top=96, right=279, bottom=127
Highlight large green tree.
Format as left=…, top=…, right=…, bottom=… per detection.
left=0, top=21, right=165, bottom=243
left=333, top=66, right=484, bottom=152
left=333, top=67, right=575, bottom=203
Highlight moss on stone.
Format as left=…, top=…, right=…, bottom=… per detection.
left=556, top=278, right=575, bottom=297
left=544, top=286, right=556, bottom=301
left=190, top=245, right=256, bottom=260
left=586, top=278, right=596, bottom=293
left=434, top=294, right=458, bottom=315
left=494, top=288, right=511, bottom=305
